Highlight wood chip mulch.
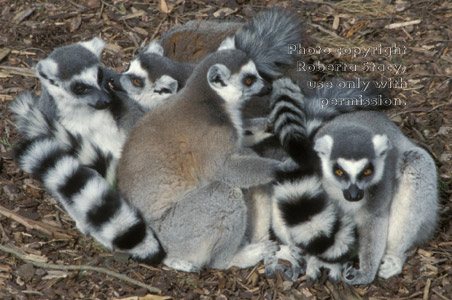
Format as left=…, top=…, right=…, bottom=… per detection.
left=0, top=0, right=451, bottom=299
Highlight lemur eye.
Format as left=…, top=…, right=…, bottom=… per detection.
left=335, top=169, right=344, bottom=176
left=132, top=78, right=143, bottom=87
left=243, top=75, right=256, bottom=86
left=72, top=83, right=91, bottom=95
left=363, top=169, right=372, bottom=176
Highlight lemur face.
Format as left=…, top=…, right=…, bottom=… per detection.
left=330, top=157, right=376, bottom=201
left=108, top=40, right=179, bottom=111
left=207, top=60, right=272, bottom=106
left=36, top=38, right=112, bottom=110
left=314, top=133, right=390, bottom=202
left=110, top=59, right=178, bottom=110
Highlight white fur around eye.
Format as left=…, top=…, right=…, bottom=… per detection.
left=337, top=158, right=368, bottom=182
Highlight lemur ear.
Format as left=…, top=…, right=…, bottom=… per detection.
left=143, top=40, right=164, bottom=56
left=155, top=75, right=178, bottom=94
left=79, top=37, right=106, bottom=58
left=207, top=64, right=231, bottom=88
left=373, top=134, right=390, bottom=157
left=217, top=36, right=236, bottom=51
left=314, top=135, right=333, bottom=157
left=36, top=58, right=59, bottom=84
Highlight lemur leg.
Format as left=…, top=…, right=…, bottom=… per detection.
left=379, top=148, right=438, bottom=279
left=243, top=185, right=273, bottom=244
left=155, top=181, right=249, bottom=272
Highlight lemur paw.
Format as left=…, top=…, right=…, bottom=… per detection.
left=163, top=257, right=199, bottom=273
left=342, top=263, right=374, bottom=285
left=378, top=254, right=404, bottom=279
left=264, top=245, right=305, bottom=281
left=262, top=240, right=281, bottom=259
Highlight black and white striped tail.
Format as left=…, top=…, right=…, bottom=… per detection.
left=269, top=78, right=357, bottom=266
left=14, top=136, right=165, bottom=264
left=10, top=92, right=118, bottom=184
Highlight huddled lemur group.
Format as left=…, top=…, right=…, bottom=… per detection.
left=11, top=8, right=438, bottom=285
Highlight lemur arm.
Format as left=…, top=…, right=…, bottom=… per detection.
left=219, top=153, right=279, bottom=188
left=343, top=202, right=390, bottom=285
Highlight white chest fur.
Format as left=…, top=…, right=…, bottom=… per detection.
left=60, top=106, right=126, bottom=159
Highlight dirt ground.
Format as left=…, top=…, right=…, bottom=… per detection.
left=0, top=0, right=451, bottom=299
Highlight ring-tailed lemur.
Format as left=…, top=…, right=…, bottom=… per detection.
left=267, top=78, right=438, bottom=284
left=10, top=38, right=135, bottom=183
left=113, top=8, right=308, bottom=272
left=117, top=44, right=281, bottom=272
left=10, top=38, right=166, bottom=263
left=107, top=40, right=193, bottom=111
left=12, top=8, right=306, bottom=272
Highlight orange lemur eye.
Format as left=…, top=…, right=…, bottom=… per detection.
left=131, top=77, right=142, bottom=87
left=335, top=169, right=344, bottom=176
left=244, top=75, right=256, bottom=86
left=363, top=169, right=372, bottom=175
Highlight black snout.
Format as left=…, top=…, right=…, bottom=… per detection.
left=89, top=90, right=112, bottom=110
left=256, top=80, right=273, bottom=96
left=343, top=184, right=364, bottom=202
left=107, top=74, right=125, bottom=92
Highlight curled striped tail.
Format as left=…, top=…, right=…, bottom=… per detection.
left=268, top=78, right=357, bottom=281
left=10, top=92, right=118, bottom=184
left=269, top=78, right=319, bottom=170
left=14, top=136, right=165, bottom=264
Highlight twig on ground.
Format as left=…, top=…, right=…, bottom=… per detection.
left=0, top=66, right=36, bottom=77
left=0, top=205, right=74, bottom=240
left=384, top=20, right=421, bottom=29
left=0, top=243, right=162, bottom=295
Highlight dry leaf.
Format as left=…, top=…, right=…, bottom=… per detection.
left=70, top=16, right=82, bottom=32
left=141, top=295, right=172, bottom=300
left=23, top=253, right=48, bottom=263
left=346, top=20, right=369, bottom=38
left=159, top=0, right=170, bottom=14
left=133, top=27, right=148, bottom=36
left=12, top=8, right=35, bottom=24
left=86, top=0, right=101, bottom=9
left=119, top=10, right=146, bottom=21
left=332, top=15, right=340, bottom=30
left=105, top=43, right=123, bottom=54
left=213, top=8, right=237, bottom=18
left=0, top=48, right=11, bottom=63
left=42, top=270, right=69, bottom=280
left=114, top=295, right=172, bottom=300
left=0, top=265, right=12, bottom=273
